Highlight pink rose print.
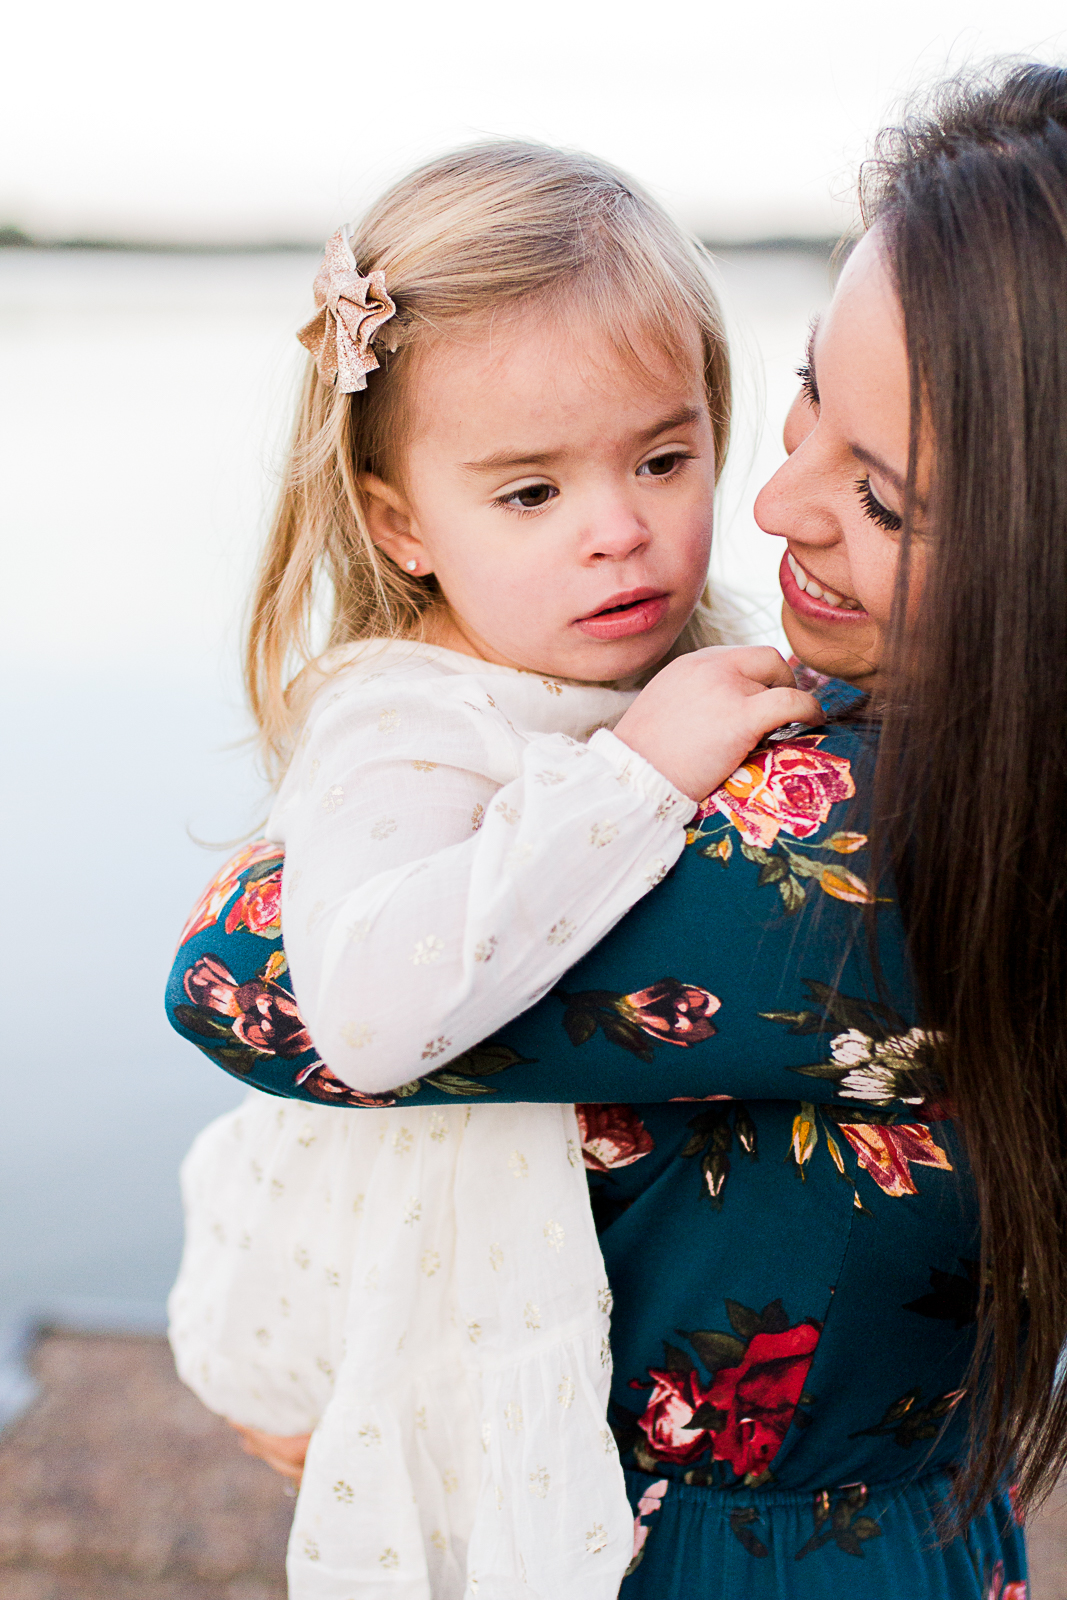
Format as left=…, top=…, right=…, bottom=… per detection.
left=225, top=867, right=283, bottom=938
left=619, top=980, right=721, bottom=1045
left=698, top=739, right=855, bottom=849
left=634, top=1368, right=720, bottom=1465
left=987, top=1559, right=1028, bottom=1599
left=183, top=954, right=313, bottom=1058
left=629, top=1479, right=668, bottom=1571
left=178, top=840, right=284, bottom=946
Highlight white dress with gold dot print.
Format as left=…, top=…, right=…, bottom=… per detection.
left=169, top=641, right=697, bottom=1600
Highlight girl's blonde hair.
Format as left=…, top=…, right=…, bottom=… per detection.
left=247, top=140, right=734, bottom=776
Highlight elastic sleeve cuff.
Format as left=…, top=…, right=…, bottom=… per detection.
left=587, top=728, right=698, bottom=826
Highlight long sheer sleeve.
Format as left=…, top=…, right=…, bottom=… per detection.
left=266, top=659, right=694, bottom=1094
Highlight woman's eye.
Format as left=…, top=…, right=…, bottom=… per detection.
left=501, top=483, right=557, bottom=511
left=639, top=451, right=686, bottom=478
left=856, top=476, right=903, bottom=534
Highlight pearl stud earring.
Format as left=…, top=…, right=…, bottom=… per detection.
left=405, top=560, right=418, bottom=572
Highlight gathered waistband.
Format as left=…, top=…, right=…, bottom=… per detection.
left=624, top=1461, right=964, bottom=1512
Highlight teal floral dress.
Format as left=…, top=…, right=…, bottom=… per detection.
left=166, top=681, right=1028, bottom=1600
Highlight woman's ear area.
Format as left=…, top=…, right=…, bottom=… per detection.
left=358, top=472, right=432, bottom=575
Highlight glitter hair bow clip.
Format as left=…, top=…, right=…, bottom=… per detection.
left=297, top=225, right=400, bottom=393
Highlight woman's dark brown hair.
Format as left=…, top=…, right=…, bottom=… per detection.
left=863, top=61, right=1067, bottom=1516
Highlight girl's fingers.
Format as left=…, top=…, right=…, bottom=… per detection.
left=736, top=647, right=800, bottom=689
left=229, top=1421, right=311, bottom=1482
left=744, top=688, right=823, bottom=737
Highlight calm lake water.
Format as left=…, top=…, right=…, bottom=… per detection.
left=0, top=245, right=832, bottom=1326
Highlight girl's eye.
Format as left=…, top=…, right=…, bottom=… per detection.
left=499, top=482, right=557, bottom=512
left=796, top=360, right=819, bottom=408
left=638, top=451, right=687, bottom=478
left=856, top=476, right=903, bottom=534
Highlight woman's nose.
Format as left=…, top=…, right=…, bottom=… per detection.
left=754, top=435, right=840, bottom=549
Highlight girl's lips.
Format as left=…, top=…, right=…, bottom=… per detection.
left=779, top=551, right=869, bottom=624
left=575, top=593, right=670, bottom=640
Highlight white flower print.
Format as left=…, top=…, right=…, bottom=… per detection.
left=340, top=1021, right=374, bottom=1050
left=830, top=1028, right=873, bottom=1066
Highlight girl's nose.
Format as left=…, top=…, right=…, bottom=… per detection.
left=582, top=502, right=650, bottom=562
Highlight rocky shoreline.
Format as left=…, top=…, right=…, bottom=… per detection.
left=2, top=1330, right=1067, bottom=1598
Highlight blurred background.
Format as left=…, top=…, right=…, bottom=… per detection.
left=4, top=0, right=1067, bottom=1341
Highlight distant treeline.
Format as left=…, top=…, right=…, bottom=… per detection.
left=0, top=224, right=836, bottom=257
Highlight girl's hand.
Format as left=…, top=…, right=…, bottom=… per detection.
left=228, top=1420, right=311, bottom=1487
left=612, top=646, right=823, bottom=802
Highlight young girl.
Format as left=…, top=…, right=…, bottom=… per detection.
left=168, top=142, right=818, bottom=1599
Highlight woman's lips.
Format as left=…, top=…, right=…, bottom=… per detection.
left=575, top=591, right=670, bottom=640
left=779, top=551, right=869, bottom=624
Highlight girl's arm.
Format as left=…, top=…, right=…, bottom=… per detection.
left=170, top=716, right=929, bottom=1115
left=225, top=661, right=697, bottom=1095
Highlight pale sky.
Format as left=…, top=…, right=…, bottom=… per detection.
left=6, top=0, right=1067, bottom=245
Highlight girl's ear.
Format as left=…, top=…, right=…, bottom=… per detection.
left=358, top=473, right=433, bottom=576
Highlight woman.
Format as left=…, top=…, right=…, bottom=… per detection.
left=168, top=62, right=1067, bottom=1597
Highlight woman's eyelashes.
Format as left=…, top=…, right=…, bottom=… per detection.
left=796, top=360, right=819, bottom=408
left=856, top=475, right=903, bottom=533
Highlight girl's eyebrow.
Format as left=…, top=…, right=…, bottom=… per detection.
left=460, top=405, right=705, bottom=475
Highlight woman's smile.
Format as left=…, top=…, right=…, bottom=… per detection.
left=779, top=549, right=868, bottom=621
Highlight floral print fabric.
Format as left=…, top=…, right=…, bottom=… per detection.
left=165, top=679, right=1029, bottom=1598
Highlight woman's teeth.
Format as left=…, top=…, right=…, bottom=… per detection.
left=786, top=551, right=861, bottom=610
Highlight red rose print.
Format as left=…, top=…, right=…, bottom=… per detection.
left=225, top=867, right=283, bottom=938
left=703, top=1322, right=821, bottom=1478
left=178, top=840, right=284, bottom=946
left=697, top=740, right=855, bottom=849
left=576, top=1104, right=654, bottom=1171
left=618, top=980, right=721, bottom=1045
left=633, top=1318, right=821, bottom=1478
left=837, top=1122, right=952, bottom=1198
